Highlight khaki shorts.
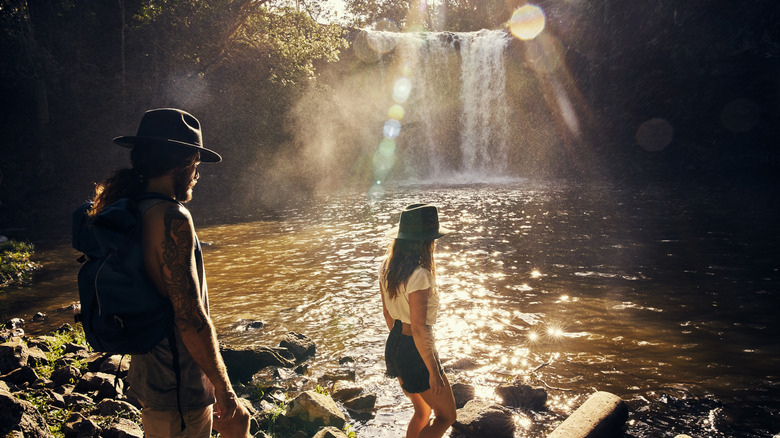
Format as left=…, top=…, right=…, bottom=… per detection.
left=142, top=405, right=213, bottom=438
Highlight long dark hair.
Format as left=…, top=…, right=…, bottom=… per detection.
left=89, top=144, right=199, bottom=217
left=383, top=238, right=436, bottom=300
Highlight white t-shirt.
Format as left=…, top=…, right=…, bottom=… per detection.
left=380, top=260, right=439, bottom=326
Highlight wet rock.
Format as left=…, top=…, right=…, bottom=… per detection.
left=453, top=400, right=515, bottom=438
left=0, top=365, right=39, bottom=386
left=446, top=357, right=481, bottom=371
left=330, top=381, right=362, bottom=402
left=6, top=318, right=24, bottom=329
left=312, top=426, right=349, bottom=438
left=547, top=391, right=627, bottom=438
left=56, top=323, right=74, bottom=334
left=222, top=346, right=297, bottom=383
left=0, top=328, right=25, bottom=342
left=452, top=382, right=476, bottom=408
left=496, top=382, right=547, bottom=410
left=338, top=356, right=355, bottom=365
left=280, top=332, right=316, bottom=361
left=285, top=390, right=346, bottom=429
left=97, top=399, right=141, bottom=417
left=0, top=389, right=54, bottom=438
left=320, top=369, right=356, bottom=383
left=33, top=312, right=46, bottom=322
left=343, top=392, right=377, bottom=417
left=51, top=365, right=82, bottom=387
left=62, top=412, right=102, bottom=438
left=102, top=417, right=143, bottom=438
left=0, top=338, right=29, bottom=373
left=234, top=319, right=265, bottom=332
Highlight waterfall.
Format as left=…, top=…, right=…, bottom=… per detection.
left=361, top=29, right=512, bottom=182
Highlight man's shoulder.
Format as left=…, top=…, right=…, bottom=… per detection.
left=143, top=200, right=193, bottom=229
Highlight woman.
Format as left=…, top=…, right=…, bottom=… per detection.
left=380, top=204, right=457, bottom=438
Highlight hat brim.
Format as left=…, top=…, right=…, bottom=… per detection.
left=386, top=224, right=453, bottom=241
left=113, top=136, right=222, bottom=163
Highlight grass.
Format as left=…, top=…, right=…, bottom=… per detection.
left=0, top=239, right=38, bottom=292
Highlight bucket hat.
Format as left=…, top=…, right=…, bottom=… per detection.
left=389, top=204, right=453, bottom=241
left=113, top=108, right=222, bottom=163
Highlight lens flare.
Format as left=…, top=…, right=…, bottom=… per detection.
left=388, top=104, right=405, bottom=120
left=509, top=5, right=546, bottom=41
left=383, top=119, right=401, bottom=139
left=393, top=77, right=412, bottom=103
left=636, top=118, right=674, bottom=152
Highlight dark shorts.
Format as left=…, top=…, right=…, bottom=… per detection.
left=385, top=320, right=443, bottom=394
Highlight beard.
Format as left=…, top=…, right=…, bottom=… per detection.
left=173, top=169, right=196, bottom=203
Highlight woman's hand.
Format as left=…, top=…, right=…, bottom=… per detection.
left=429, top=370, right=445, bottom=395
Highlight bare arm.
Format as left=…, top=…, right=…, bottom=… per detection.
left=153, top=204, right=249, bottom=436
left=409, top=288, right=444, bottom=394
left=380, top=283, right=394, bottom=331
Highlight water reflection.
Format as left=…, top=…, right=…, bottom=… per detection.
left=6, top=182, right=779, bottom=437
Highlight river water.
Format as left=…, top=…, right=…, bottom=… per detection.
left=3, top=181, right=779, bottom=437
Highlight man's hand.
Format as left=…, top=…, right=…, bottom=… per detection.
left=212, top=389, right=250, bottom=438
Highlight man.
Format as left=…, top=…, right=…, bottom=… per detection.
left=91, top=108, right=250, bottom=437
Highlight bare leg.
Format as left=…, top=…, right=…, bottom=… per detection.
left=417, top=373, right=457, bottom=438
left=401, top=378, right=432, bottom=438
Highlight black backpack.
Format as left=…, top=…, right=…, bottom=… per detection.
left=72, top=192, right=178, bottom=354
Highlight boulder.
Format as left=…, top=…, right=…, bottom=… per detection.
left=99, top=355, right=131, bottom=377
left=61, top=412, right=102, bottom=438
left=285, top=390, right=346, bottom=429
left=221, top=346, right=296, bottom=383
left=101, top=417, right=143, bottom=438
left=330, top=381, right=362, bottom=402
left=343, top=392, right=377, bottom=415
left=495, top=382, right=547, bottom=410
left=50, top=365, right=82, bottom=387
left=312, top=426, right=348, bottom=438
left=0, top=365, right=39, bottom=386
left=74, top=372, right=124, bottom=400
left=26, top=347, right=49, bottom=367
left=63, top=392, right=95, bottom=410
left=547, top=391, right=628, bottom=438
left=280, top=332, right=315, bottom=361
left=0, top=389, right=54, bottom=438
left=320, top=369, right=356, bottom=383
left=452, top=400, right=515, bottom=438
left=96, top=399, right=141, bottom=417
left=451, top=382, right=475, bottom=408
left=0, top=338, right=29, bottom=373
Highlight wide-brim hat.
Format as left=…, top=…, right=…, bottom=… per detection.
left=388, top=203, right=453, bottom=241
left=113, top=108, right=222, bottom=163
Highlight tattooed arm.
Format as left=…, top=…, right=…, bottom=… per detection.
left=144, top=202, right=249, bottom=436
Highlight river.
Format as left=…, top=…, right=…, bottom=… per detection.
left=3, top=180, right=778, bottom=437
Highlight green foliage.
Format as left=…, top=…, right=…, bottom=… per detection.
left=17, top=390, right=72, bottom=438
left=314, top=384, right=330, bottom=396
left=344, top=424, right=357, bottom=438
left=0, top=240, right=37, bottom=291
left=32, top=325, right=89, bottom=379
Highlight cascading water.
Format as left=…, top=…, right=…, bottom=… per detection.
left=361, top=29, right=512, bottom=182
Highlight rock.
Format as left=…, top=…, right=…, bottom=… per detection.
left=56, top=323, right=74, bottom=334
left=74, top=371, right=123, bottom=400
left=0, top=365, right=39, bottom=386
left=320, top=369, right=356, bottom=383
left=452, top=400, right=515, bottom=438
left=62, top=412, right=102, bottom=438
left=312, top=426, right=348, bottom=438
left=0, top=389, right=54, bottom=438
left=102, top=417, right=143, bottom=438
left=63, top=342, right=87, bottom=355
left=451, top=382, right=475, bottom=408
left=0, top=328, right=25, bottom=342
left=32, top=312, right=46, bottom=322
left=221, top=346, right=297, bottom=383
left=280, top=332, right=316, bottom=361
left=44, top=389, right=66, bottom=409
left=26, top=347, right=48, bottom=367
left=547, top=391, right=628, bottom=438
left=99, top=355, right=131, bottom=377
left=495, top=382, right=547, bottom=410
left=54, top=350, right=91, bottom=368
left=234, top=319, right=265, bottom=332
left=338, top=356, right=355, bottom=365
left=447, top=357, right=481, bottom=371
left=63, top=392, right=94, bottom=410
left=0, top=338, right=29, bottom=373
left=26, top=336, right=54, bottom=352
left=330, top=381, right=362, bottom=402
left=51, top=365, right=82, bottom=387
left=6, top=318, right=24, bottom=329
left=343, top=392, right=377, bottom=413
left=285, top=390, right=346, bottom=429
left=96, top=399, right=141, bottom=417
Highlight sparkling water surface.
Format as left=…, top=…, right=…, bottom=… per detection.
left=5, top=181, right=779, bottom=437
